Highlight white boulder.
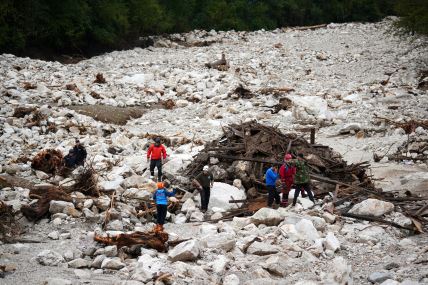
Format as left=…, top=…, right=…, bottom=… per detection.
left=349, top=199, right=394, bottom=217
left=168, top=239, right=200, bottom=262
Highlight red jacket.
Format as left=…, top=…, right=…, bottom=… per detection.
left=279, top=164, right=296, bottom=183
left=147, top=144, right=167, bottom=160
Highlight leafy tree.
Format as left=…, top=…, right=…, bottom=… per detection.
left=395, top=0, right=428, bottom=35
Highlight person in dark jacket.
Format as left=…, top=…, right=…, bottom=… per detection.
left=147, top=137, right=167, bottom=181
left=64, top=139, right=87, bottom=168
left=192, top=165, right=214, bottom=213
left=286, top=153, right=315, bottom=206
left=265, top=165, right=280, bottom=208
left=153, top=182, right=176, bottom=232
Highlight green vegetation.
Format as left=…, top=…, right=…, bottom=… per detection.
left=0, top=0, right=426, bottom=57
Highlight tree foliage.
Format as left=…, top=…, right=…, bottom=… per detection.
left=0, top=0, right=425, bottom=57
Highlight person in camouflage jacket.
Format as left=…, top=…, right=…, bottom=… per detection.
left=286, top=153, right=315, bottom=206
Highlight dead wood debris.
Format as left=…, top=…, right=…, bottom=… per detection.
left=94, top=231, right=169, bottom=252
left=71, top=164, right=100, bottom=197
left=160, top=99, right=176, bottom=110
left=0, top=201, right=20, bottom=242
left=13, top=106, right=36, bottom=118
left=418, top=70, right=428, bottom=91
left=90, top=91, right=102, bottom=99
left=205, top=53, right=229, bottom=71
left=374, top=115, right=428, bottom=135
left=183, top=121, right=427, bottom=232
left=31, top=149, right=64, bottom=174
left=22, top=82, right=37, bottom=90
left=94, top=73, right=106, bottom=84
left=65, top=83, right=80, bottom=93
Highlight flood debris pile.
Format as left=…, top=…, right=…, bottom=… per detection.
left=184, top=121, right=427, bottom=232
left=31, top=149, right=64, bottom=175
left=0, top=201, right=19, bottom=242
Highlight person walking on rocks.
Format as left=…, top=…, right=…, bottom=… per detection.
left=147, top=137, right=167, bottom=181
left=192, top=165, right=214, bottom=213
left=265, top=164, right=280, bottom=208
left=153, top=182, right=176, bottom=232
left=286, top=153, right=315, bottom=206
left=279, top=153, right=296, bottom=207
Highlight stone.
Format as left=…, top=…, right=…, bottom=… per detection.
left=99, top=179, right=124, bottom=193
left=323, top=212, right=336, bottom=224
left=122, top=175, right=146, bottom=188
left=323, top=232, right=340, bottom=252
left=74, top=269, right=91, bottom=279
left=101, top=257, right=125, bottom=270
left=48, top=231, right=60, bottom=240
left=181, top=198, right=197, bottom=213
left=44, top=278, right=72, bottom=285
left=36, top=250, right=65, bottom=266
left=63, top=250, right=74, bottom=261
left=68, top=258, right=91, bottom=268
left=349, top=199, right=394, bottom=217
left=368, top=272, right=393, bottom=283
left=91, top=255, right=106, bottom=268
left=94, top=245, right=118, bottom=257
left=95, top=196, right=111, bottom=211
left=200, top=224, right=218, bottom=236
left=209, top=165, right=228, bottom=180
left=49, top=200, right=75, bottom=215
left=107, top=220, right=124, bottom=231
left=261, top=254, right=289, bottom=277
left=223, top=274, right=240, bottom=285
left=231, top=217, right=252, bottom=230
left=204, top=182, right=246, bottom=211
left=279, top=224, right=302, bottom=242
left=210, top=255, right=229, bottom=274
left=35, top=170, right=49, bottom=180
left=379, top=280, right=399, bottom=285
left=201, top=232, right=236, bottom=252
left=321, top=257, right=353, bottom=285
left=122, top=188, right=151, bottom=200
left=384, top=263, right=400, bottom=270
left=246, top=241, right=279, bottom=256
left=168, top=239, right=200, bottom=262
left=309, top=216, right=327, bottom=231
left=190, top=211, right=204, bottom=222
left=308, top=238, right=324, bottom=256
left=295, top=219, right=320, bottom=244
left=251, top=208, right=283, bottom=226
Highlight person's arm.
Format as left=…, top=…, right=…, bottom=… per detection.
left=82, top=147, right=87, bottom=159
left=166, top=188, right=177, bottom=197
left=192, top=175, right=203, bottom=191
left=147, top=145, right=152, bottom=161
left=161, top=145, right=167, bottom=160
left=153, top=191, right=156, bottom=201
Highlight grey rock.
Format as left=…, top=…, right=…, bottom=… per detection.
left=101, top=257, right=125, bottom=270
left=74, top=269, right=91, bottom=279
left=49, top=200, right=75, bottom=214
left=168, top=239, right=200, bottom=262
left=251, top=208, right=283, bottom=226
left=91, top=255, right=106, bottom=268
left=68, top=258, right=91, bottom=268
left=36, top=250, right=65, bottom=266
left=368, top=272, right=393, bottom=283
left=246, top=241, right=279, bottom=256
left=44, top=278, right=73, bottom=285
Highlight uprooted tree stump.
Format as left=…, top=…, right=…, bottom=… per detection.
left=31, top=149, right=64, bottom=174
left=94, top=231, right=169, bottom=252
left=0, top=201, right=20, bottom=242
left=94, top=73, right=107, bottom=84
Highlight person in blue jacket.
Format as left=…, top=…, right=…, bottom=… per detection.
left=265, top=165, right=280, bottom=208
left=153, top=182, right=176, bottom=232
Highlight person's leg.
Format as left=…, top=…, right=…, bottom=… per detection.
left=156, top=160, right=163, bottom=181
left=267, top=186, right=274, bottom=207
left=200, top=189, right=207, bottom=211
left=204, top=187, right=211, bottom=210
left=304, top=184, right=315, bottom=203
left=292, top=185, right=302, bottom=206
left=156, top=204, right=162, bottom=225
left=150, top=160, right=156, bottom=178
left=159, top=205, right=167, bottom=225
left=274, top=186, right=281, bottom=205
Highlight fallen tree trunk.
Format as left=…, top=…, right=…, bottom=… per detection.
left=341, top=212, right=418, bottom=232
left=94, top=231, right=169, bottom=252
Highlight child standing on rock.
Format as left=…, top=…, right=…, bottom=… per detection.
left=153, top=182, right=176, bottom=232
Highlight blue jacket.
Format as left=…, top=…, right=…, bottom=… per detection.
left=265, top=168, right=279, bottom=186
left=153, top=188, right=176, bottom=205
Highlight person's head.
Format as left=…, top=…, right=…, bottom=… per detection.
left=163, top=179, right=170, bottom=188
left=154, top=137, right=161, bottom=146
left=75, top=139, right=80, bottom=146
left=284, top=153, right=292, bottom=161
left=297, top=153, right=304, bottom=160
left=203, top=165, right=209, bottom=173
left=272, top=165, right=278, bottom=172
left=156, top=182, right=164, bottom=189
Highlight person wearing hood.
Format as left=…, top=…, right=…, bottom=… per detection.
left=147, top=137, right=167, bottom=181
left=285, top=153, right=315, bottom=206
left=279, top=153, right=296, bottom=206
left=153, top=182, right=176, bottom=232
left=192, top=165, right=214, bottom=213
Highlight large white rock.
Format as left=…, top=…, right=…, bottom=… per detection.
left=205, top=182, right=246, bottom=211
left=223, top=274, right=240, bottom=285
left=36, top=250, right=65, bottom=266
left=98, top=178, right=124, bottom=192
left=181, top=198, right=197, bottom=213
left=49, top=201, right=75, bottom=215
left=261, top=255, right=289, bottom=277
left=323, top=232, right=341, bottom=252
left=200, top=232, right=236, bottom=252
left=122, top=188, right=151, bottom=200
left=295, top=219, right=320, bottom=244
left=101, top=257, right=125, bottom=270
left=168, top=239, right=200, bottom=262
left=321, top=257, right=353, bottom=285
left=122, top=175, right=146, bottom=188
left=68, top=258, right=91, bottom=268
left=246, top=241, right=279, bottom=256
left=251, top=208, right=283, bottom=226
left=349, top=199, right=394, bottom=217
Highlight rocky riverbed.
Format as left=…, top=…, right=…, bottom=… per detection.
left=0, top=17, right=427, bottom=285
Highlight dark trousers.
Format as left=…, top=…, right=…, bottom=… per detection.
left=267, top=185, right=281, bottom=207
left=200, top=186, right=211, bottom=211
left=150, top=159, right=162, bottom=181
left=293, top=183, right=315, bottom=205
left=156, top=204, right=167, bottom=225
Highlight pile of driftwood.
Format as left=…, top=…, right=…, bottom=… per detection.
left=184, top=121, right=427, bottom=232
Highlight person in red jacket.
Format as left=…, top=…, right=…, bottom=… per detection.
left=147, top=137, right=167, bottom=181
left=279, top=153, right=296, bottom=206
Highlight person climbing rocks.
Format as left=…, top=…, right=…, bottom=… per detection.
left=64, top=139, right=87, bottom=168
left=265, top=164, right=281, bottom=208
left=153, top=182, right=176, bottom=232
left=279, top=153, right=296, bottom=207
left=147, top=137, right=167, bottom=181
left=285, top=153, right=315, bottom=206
left=192, top=165, right=214, bottom=213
